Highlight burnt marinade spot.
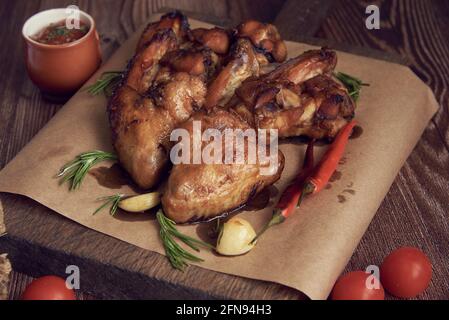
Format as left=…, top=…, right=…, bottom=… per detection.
left=144, top=83, right=165, bottom=107
left=252, top=45, right=275, bottom=63
left=331, top=94, right=344, bottom=104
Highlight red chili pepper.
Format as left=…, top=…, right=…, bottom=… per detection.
left=304, top=120, right=356, bottom=194
left=251, top=139, right=315, bottom=243
left=275, top=138, right=315, bottom=217
left=252, top=120, right=356, bottom=243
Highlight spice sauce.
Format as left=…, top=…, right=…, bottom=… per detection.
left=33, top=20, right=89, bottom=45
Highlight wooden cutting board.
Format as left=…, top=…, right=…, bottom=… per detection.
left=0, top=8, right=408, bottom=300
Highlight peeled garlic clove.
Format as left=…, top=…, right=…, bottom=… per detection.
left=118, top=192, right=160, bottom=212
left=216, top=217, right=257, bottom=256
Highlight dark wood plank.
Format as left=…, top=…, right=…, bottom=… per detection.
left=7, top=271, right=96, bottom=300
left=274, top=0, right=334, bottom=38
left=315, top=0, right=449, bottom=300
left=1, top=194, right=303, bottom=300
left=273, top=0, right=406, bottom=65
left=316, top=0, right=449, bottom=137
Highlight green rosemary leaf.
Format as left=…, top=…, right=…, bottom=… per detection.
left=156, top=210, right=213, bottom=271
left=334, top=72, right=369, bottom=102
left=57, top=150, right=117, bottom=190
left=93, top=194, right=124, bottom=216
left=160, top=213, right=214, bottom=250
left=86, top=71, right=123, bottom=97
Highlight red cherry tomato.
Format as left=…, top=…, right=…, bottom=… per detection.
left=380, top=247, right=432, bottom=298
left=331, top=271, right=385, bottom=300
left=21, top=275, right=76, bottom=300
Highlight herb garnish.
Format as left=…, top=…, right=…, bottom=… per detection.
left=86, top=71, right=123, bottom=97
left=91, top=204, right=213, bottom=270
left=57, top=150, right=117, bottom=190
left=334, top=72, right=369, bottom=102
left=53, top=26, right=69, bottom=37
left=93, top=194, right=125, bottom=216
left=157, top=210, right=214, bottom=271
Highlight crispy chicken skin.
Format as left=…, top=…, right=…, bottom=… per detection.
left=264, top=47, right=337, bottom=83
left=108, top=12, right=355, bottom=225
left=191, top=27, right=230, bottom=55
left=205, top=38, right=260, bottom=108
left=204, top=22, right=287, bottom=109
left=254, top=75, right=355, bottom=139
left=137, top=11, right=189, bottom=51
left=237, top=20, right=287, bottom=64
left=162, top=109, right=285, bottom=223
left=109, top=13, right=287, bottom=189
left=125, top=30, right=178, bottom=95
left=109, top=12, right=218, bottom=189
left=109, top=73, right=207, bottom=189
left=229, top=48, right=354, bottom=139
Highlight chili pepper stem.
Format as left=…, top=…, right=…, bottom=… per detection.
left=300, top=182, right=315, bottom=203
left=252, top=182, right=316, bottom=244
left=251, top=210, right=285, bottom=244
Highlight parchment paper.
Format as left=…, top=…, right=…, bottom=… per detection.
left=0, top=16, right=439, bottom=300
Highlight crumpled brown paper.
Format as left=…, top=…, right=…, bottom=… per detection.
left=0, top=16, right=439, bottom=300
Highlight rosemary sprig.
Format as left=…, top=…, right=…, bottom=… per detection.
left=334, top=72, right=369, bottom=102
left=86, top=71, right=122, bottom=97
left=57, top=150, right=117, bottom=190
left=156, top=210, right=214, bottom=271
left=93, top=194, right=125, bottom=216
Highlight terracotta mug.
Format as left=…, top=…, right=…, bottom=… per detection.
left=22, top=8, right=102, bottom=96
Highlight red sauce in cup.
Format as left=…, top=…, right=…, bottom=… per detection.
left=32, top=20, right=90, bottom=45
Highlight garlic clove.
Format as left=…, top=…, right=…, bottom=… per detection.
left=216, top=217, right=257, bottom=256
left=118, top=192, right=160, bottom=212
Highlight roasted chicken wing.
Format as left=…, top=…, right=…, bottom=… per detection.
left=237, top=20, right=287, bottom=64
left=263, top=47, right=336, bottom=83
left=229, top=48, right=355, bottom=139
left=108, top=13, right=288, bottom=189
left=109, top=13, right=216, bottom=189
left=204, top=38, right=260, bottom=108
left=162, top=109, right=285, bottom=223
left=137, top=11, right=189, bottom=51
left=191, top=27, right=230, bottom=55
left=204, top=21, right=287, bottom=108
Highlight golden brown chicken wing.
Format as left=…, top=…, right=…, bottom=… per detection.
left=237, top=20, right=287, bottom=64
left=228, top=47, right=354, bottom=139
left=108, top=22, right=216, bottom=189
left=191, top=27, right=231, bottom=55
left=137, top=11, right=189, bottom=51
left=162, top=109, right=285, bottom=223
left=204, top=38, right=260, bottom=108
left=252, top=75, right=355, bottom=139
left=204, top=22, right=287, bottom=109
left=109, top=72, right=207, bottom=189
left=108, top=13, right=289, bottom=191
left=124, top=30, right=178, bottom=95
left=264, top=47, right=337, bottom=83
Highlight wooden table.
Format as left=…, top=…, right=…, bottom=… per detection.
left=1, top=0, right=448, bottom=300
